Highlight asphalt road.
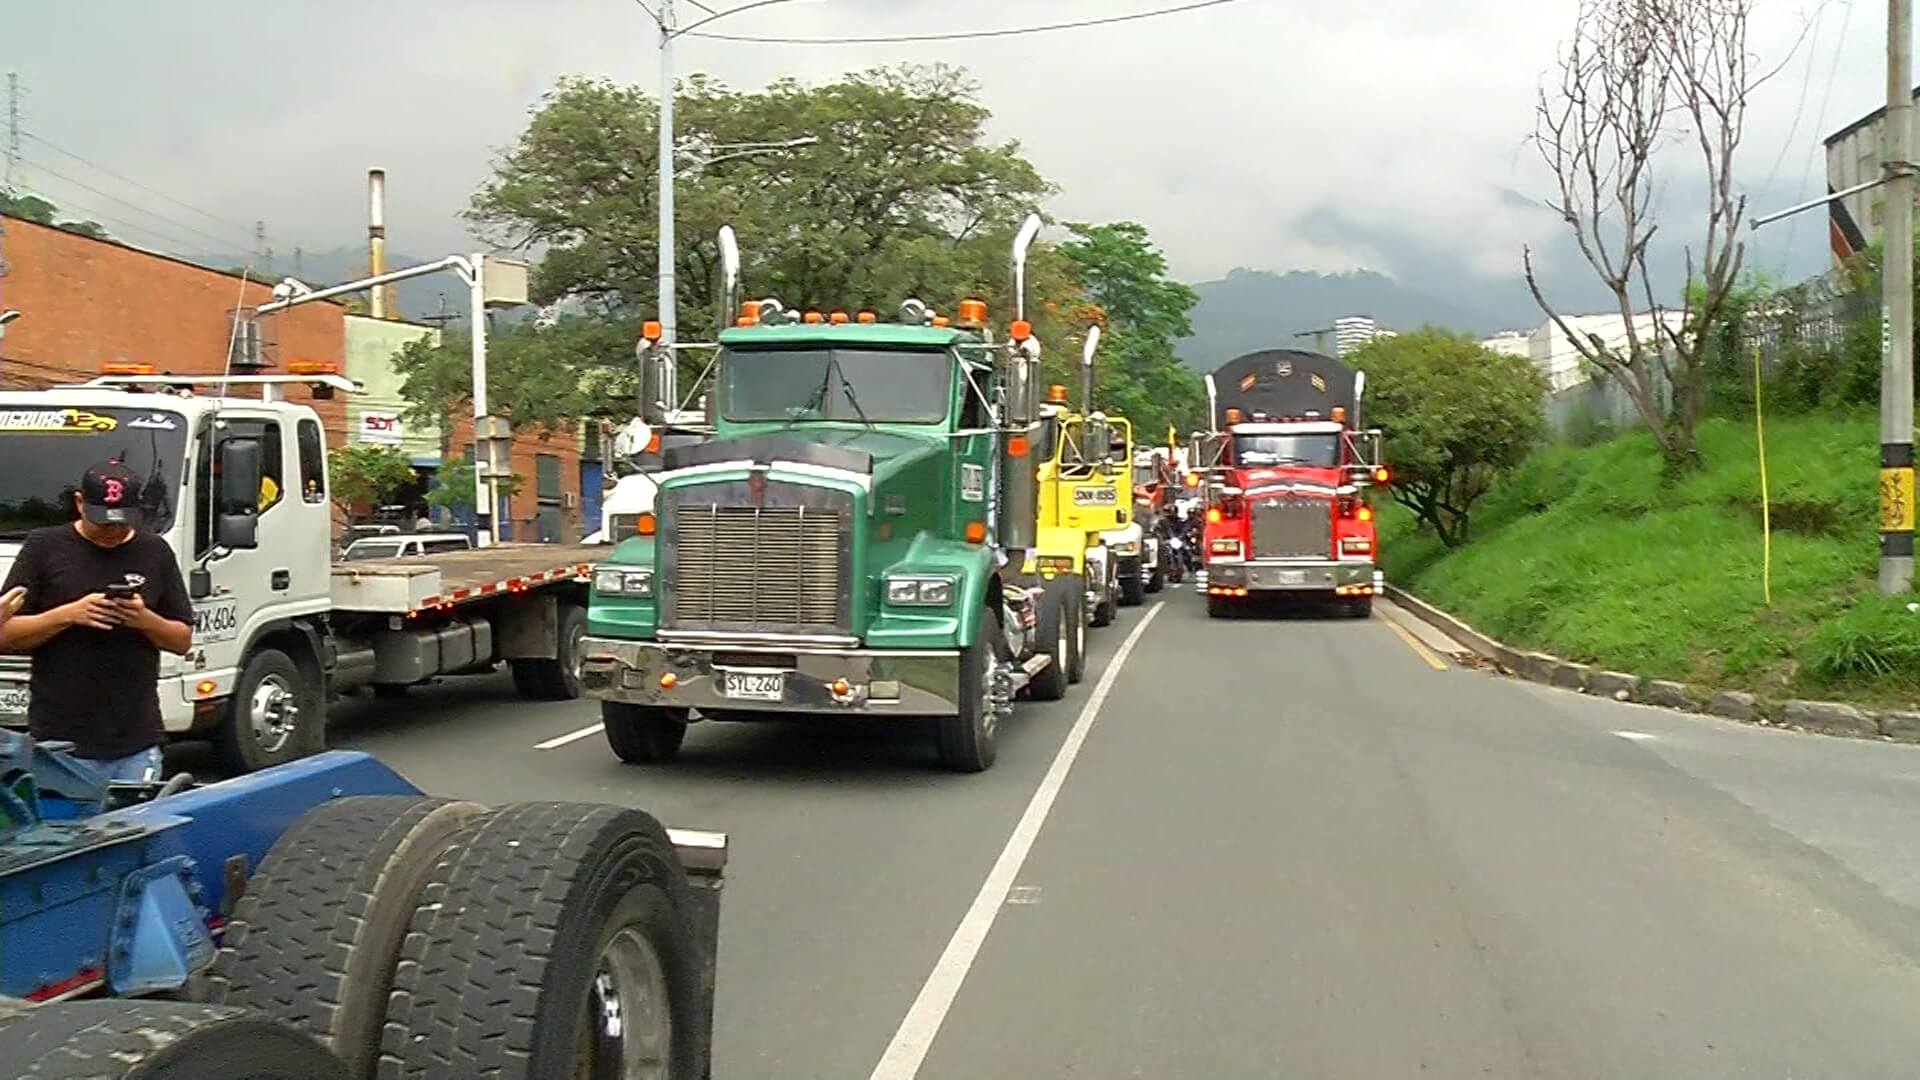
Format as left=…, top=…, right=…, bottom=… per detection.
left=177, top=589, right=1920, bottom=1078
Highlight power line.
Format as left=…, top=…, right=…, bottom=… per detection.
left=687, top=0, right=1249, bottom=45
left=18, top=129, right=260, bottom=242
left=14, top=154, right=257, bottom=253
left=8, top=181, right=243, bottom=260
left=1779, top=0, right=1857, bottom=269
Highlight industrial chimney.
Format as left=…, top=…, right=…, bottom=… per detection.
left=368, top=168, right=388, bottom=319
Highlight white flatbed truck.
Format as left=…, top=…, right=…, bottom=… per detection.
left=0, top=373, right=599, bottom=772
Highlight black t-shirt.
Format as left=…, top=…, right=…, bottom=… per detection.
left=2, top=525, right=192, bottom=758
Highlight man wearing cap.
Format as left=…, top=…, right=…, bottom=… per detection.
left=0, top=461, right=193, bottom=782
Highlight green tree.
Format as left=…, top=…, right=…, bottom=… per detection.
left=468, top=65, right=1055, bottom=338
left=1353, top=330, right=1548, bottom=547
left=1054, top=221, right=1206, bottom=442
left=1, top=190, right=109, bottom=240
left=327, top=443, right=416, bottom=521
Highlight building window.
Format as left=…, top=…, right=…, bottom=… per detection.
left=297, top=418, right=326, bottom=503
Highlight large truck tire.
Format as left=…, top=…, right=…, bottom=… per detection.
left=205, top=795, right=488, bottom=1080
left=1024, top=584, right=1071, bottom=702
left=1064, top=578, right=1088, bottom=684
left=0, top=1000, right=347, bottom=1079
left=511, top=605, right=588, bottom=701
left=603, top=701, right=690, bottom=763
left=378, top=803, right=712, bottom=1080
left=935, top=606, right=998, bottom=772
left=217, top=647, right=324, bottom=775
left=1117, top=557, right=1145, bottom=607
left=1145, top=553, right=1166, bottom=594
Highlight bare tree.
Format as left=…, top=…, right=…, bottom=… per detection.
left=1525, top=0, right=1764, bottom=472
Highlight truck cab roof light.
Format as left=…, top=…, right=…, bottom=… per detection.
left=1332, top=406, right=1347, bottom=423
left=1009, top=320, right=1033, bottom=342
left=641, top=320, right=663, bottom=341
left=957, top=299, right=988, bottom=326
left=802, top=311, right=824, bottom=324
left=101, top=362, right=155, bottom=376
left=288, top=360, right=339, bottom=376
left=1047, top=384, right=1069, bottom=403
left=932, top=315, right=950, bottom=327
left=829, top=311, right=849, bottom=325
left=856, top=311, right=877, bottom=324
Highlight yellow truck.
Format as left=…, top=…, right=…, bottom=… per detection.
left=1025, top=327, right=1143, bottom=629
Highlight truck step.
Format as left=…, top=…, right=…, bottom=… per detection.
left=1006, top=653, right=1053, bottom=691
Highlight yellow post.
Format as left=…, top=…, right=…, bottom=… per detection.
left=1754, top=344, right=1771, bottom=607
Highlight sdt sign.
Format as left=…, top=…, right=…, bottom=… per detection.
left=360, top=411, right=404, bottom=446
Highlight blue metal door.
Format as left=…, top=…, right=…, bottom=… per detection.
left=580, top=459, right=605, bottom=534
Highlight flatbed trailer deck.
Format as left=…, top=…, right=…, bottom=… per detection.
left=330, top=543, right=600, bottom=614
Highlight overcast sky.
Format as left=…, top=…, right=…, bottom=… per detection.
left=0, top=0, right=1884, bottom=290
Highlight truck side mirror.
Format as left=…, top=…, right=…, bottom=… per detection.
left=218, top=437, right=263, bottom=512
left=217, top=512, right=259, bottom=550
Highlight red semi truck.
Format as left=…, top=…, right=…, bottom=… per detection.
left=1195, top=348, right=1387, bottom=618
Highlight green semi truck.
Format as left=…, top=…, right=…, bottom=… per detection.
left=580, top=217, right=1083, bottom=773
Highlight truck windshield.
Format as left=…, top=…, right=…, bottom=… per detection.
left=0, top=406, right=188, bottom=540
left=1234, top=433, right=1340, bottom=467
left=722, top=348, right=951, bottom=424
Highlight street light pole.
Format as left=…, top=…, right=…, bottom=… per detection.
left=656, top=0, right=679, bottom=410
left=648, top=0, right=822, bottom=413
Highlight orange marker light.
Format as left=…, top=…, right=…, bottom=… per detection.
left=932, top=315, right=950, bottom=327
left=965, top=520, right=987, bottom=543
left=1047, top=384, right=1069, bottom=403
left=1008, top=434, right=1030, bottom=458
left=1206, top=507, right=1223, bottom=524
left=1331, top=406, right=1347, bottom=423
left=803, top=311, right=824, bottom=324
left=856, top=311, right=877, bottom=324
left=831, top=678, right=851, bottom=696
left=659, top=672, right=678, bottom=689
left=102, top=361, right=156, bottom=376
left=1357, top=506, right=1373, bottom=522
left=829, top=311, right=849, bottom=325
left=1373, top=466, right=1390, bottom=484
left=1009, top=320, right=1033, bottom=342
left=1224, top=408, right=1243, bottom=424
left=641, top=320, right=663, bottom=341
left=957, top=299, right=988, bottom=325
left=288, top=360, right=339, bottom=376
left=195, top=679, right=217, bottom=697
left=644, top=431, right=661, bottom=454
left=637, top=511, right=657, bottom=536
left=1185, top=472, right=1201, bottom=487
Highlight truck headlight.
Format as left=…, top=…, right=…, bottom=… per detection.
left=594, top=566, right=654, bottom=598
left=886, top=575, right=954, bottom=606
left=1112, top=540, right=1140, bottom=556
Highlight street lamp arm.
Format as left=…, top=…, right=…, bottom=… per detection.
left=254, top=256, right=475, bottom=315
left=671, top=0, right=814, bottom=38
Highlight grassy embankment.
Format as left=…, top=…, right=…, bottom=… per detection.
left=1381, top=415, right=1920, bottom=708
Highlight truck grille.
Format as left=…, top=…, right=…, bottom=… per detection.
left=1250, top=493, right=1331, bottom=559
left=661, top=482, right=852, bottom=634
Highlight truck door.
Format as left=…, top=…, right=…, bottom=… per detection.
left=192, top=413, right=332, bottom=677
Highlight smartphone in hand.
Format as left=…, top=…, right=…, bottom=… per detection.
left=104, top=583, right=137, bottom=601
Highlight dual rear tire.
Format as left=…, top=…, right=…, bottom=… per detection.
left=206, top=795, right=713, bottom=1079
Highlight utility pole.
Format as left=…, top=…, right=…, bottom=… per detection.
left=656, top=0, right=679, bottom=410
left=1882, top=0, right=1915, bottom=594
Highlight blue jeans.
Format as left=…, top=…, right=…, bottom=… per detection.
left=79, top=746, right=164, bottom=783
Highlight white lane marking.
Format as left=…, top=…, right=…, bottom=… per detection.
left=1613, top=730, right=1658, bottom=742
left=535, top=722, right=605, bottom=750
left=869, top=602, right=1166, bottom=1080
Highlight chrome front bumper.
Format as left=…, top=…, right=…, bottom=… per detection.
left=580, top=636, right=962, bottom=716
left=1203, top=559, right=1378, bottom=593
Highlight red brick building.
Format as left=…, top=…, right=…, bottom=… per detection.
left=0, top=215, right=349, bottom=441
left=0, top=214, right=589, bottom=541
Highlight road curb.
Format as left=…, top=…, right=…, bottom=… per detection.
left=1383, top=585, right=1920, bottom=747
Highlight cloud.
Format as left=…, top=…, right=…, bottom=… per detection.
left=1, top=0, right=1884, bottom=293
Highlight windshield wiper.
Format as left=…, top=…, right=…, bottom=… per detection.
left=784, top=365, right=835, bottom=428
left=837, top=366, right=875, bottom=430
